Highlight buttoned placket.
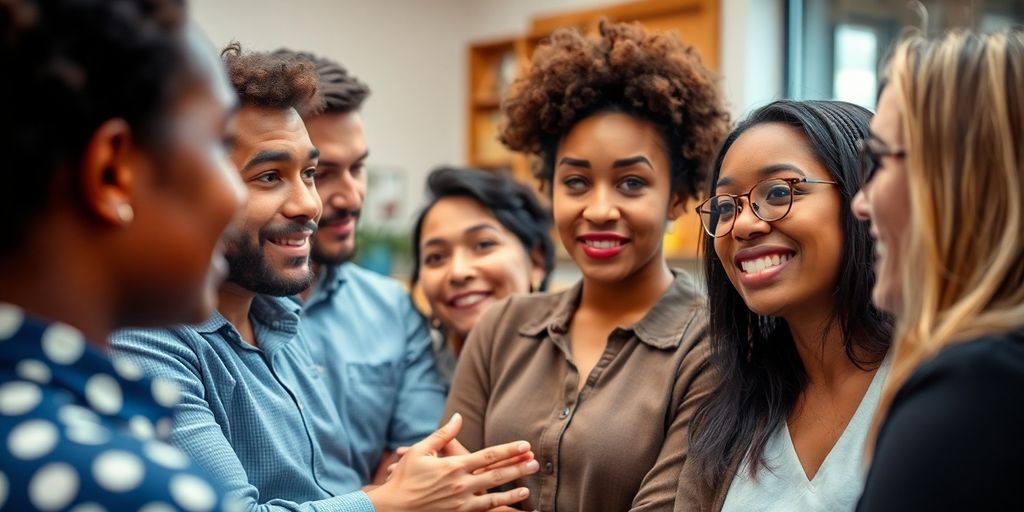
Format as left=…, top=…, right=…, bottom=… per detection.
left=226, top=320, right=334, bottom=496
left=534, top=326, right=631, bottom=511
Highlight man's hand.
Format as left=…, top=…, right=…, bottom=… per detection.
left=367, top=413, right=538, bottom=512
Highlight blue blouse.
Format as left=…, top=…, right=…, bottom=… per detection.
left=0, top=303, right=233, bottom=511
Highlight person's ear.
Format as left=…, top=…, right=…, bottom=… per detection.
left=79, top=119, right=137, bottom=226
left=667, top=190, right=687, bottom=221
left=528, top=245, right=547, bottom=292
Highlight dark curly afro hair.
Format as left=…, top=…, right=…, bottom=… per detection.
left=222, top=42, right=322, bottom=113
left=500, top=20, right=730, bottom=200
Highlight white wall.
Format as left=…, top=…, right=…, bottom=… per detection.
left=190, top=0, right=784, bottom=225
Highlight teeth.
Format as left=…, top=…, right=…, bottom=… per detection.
left=272, top=237, right=307, bottom=247
left=740, top=253, right=792, bottom=274
left=586, top=240, right=623, bottom=249
left=452, top=293, right=488, bottom=307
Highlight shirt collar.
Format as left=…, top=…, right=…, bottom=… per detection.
left=518, top=270, right=704, bottom=350
left=0, top=303, right=176, bottom=426
left=195, top=295, right=302, bottom=337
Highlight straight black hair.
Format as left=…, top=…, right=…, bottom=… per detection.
left=688, top=100, right=893, bottom=486
left=410, top=166, right=555, bottom=291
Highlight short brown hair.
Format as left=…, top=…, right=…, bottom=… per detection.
left=221, top=42, right=321, bottom=113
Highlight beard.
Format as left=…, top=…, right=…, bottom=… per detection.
left=224, top=220, right=318, bottom=296
left=310, top=208, right=359, bottom=266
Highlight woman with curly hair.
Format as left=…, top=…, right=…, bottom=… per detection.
left=442, top=20, right=729, bottom=511
left=679, top=100, right=892, bottom=512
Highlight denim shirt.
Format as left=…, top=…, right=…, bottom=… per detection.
left=0, top=303, right=233, bottom=512
left=110, top=296, right=373, bottom=512
left=300, top=263, right=446, bottom=483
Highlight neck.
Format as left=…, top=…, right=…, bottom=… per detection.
left=783, top=305, right=860, bottom=388
left=579, top=250, right=674, bottom=319
left=447, top=329, right=466, bottom=357
left=217, top=282, right=256, bottom=345
left=0, top=231, right=116, bottom=346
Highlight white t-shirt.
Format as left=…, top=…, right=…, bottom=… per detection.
left=722, top=359, right=890, bottom=512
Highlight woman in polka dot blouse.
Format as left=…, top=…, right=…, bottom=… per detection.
left=0, top=1, right=246, bottom=510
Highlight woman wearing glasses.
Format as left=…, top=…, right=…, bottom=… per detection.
left=854, top=29, right=1024, bottom=510
left=679, top=100, right=892, bottom=511
left=442, top=20, right=729, bottom=511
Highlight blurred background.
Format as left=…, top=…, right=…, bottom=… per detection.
left=192, top=0, right=1023, bottom=285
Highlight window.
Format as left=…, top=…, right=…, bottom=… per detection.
left=787, top=0, right=1024, bottom=109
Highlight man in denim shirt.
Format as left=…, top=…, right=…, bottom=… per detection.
left=277, top=49, right=446, bottom=486
left=112, top=46, right=538, bottom=512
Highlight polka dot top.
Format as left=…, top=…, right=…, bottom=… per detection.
left=0, top=303, right=236, bottom=511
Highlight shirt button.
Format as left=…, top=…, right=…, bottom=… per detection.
left=544, top=462, right=554, bottom=474
left=559, top=407, right=571, bottom=419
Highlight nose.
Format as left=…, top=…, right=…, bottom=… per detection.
left=283, top=175, right=322, bottom=222
left=730, top=196, right=770, bottom=240
left=851, top=188, right=871, bottom=221
left=448, top=247, right=477, bottom=285
left=581, top=184, right=621, bottom=225
left=325, top=170, right=363, bottom=212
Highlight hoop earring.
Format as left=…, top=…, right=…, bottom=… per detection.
left=116, top=203, right=135, bottom=224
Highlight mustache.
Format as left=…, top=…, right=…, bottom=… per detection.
left=318, top=208, right=360, bottom=226
left=259, top=220, right=318, bottom=242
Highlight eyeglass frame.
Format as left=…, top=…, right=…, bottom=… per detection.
left=694, top=176, right=839, bottom=238
left=857, top=136, right=906, bottom=188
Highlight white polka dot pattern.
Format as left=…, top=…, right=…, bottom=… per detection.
left=93, top=450, right=145, bottom=492
left=0, top=303, right=23, bottom=340
left=144, top=441, right=189, bottom=470
left=170, top=473, right=217, bottom=512
left=41, top=322, right=86, bottom=365
left=68, top=502, right=108, bottom=512
left=138, top=502, right=178, bottom=512
left=84, top=374, right=123, bottom=415
left=130, top=415, right=156, bottom=439
left=8, top=419, right=59, bottom=460
left=28, top=462, right=79, bottom=511
left=15, top=359, right=52, bottom=384
left=65, top=421, right=111, bottom=446
left=151, top=378, right=181, bottom=408
left=0, top=470, right=8, bottom=509
left=113, top=359, right=144, bottom=381
left=0, top=380, right=42, bottom=416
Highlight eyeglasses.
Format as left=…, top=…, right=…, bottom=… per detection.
left=695, top=177, right=838, bottom=238
left=857, top=136, right=906, bottom=188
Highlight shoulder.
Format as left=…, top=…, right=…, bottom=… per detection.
left=901, top=329, right=1024, bottom=397
left=344, top=263, right=407, bottom=296
left=109, top=325, right=205, bottom=360
left=0, top=389, right=227, bottom=511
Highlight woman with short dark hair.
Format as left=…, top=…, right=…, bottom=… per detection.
left=411, top=166, right=555, bottom=383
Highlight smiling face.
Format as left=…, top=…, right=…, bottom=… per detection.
left=306, top=111, right=368, bottom=266
left=851, top=86, right=911, bottom=313
left=417, top=196, right=540, bottom=340
left=712, top=122, right=845, bottom=319
left=224, top=105, right=322, bottom=296
left=552, top=111, right=684, bottom=285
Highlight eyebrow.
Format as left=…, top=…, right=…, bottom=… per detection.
left=422, top=223, right=501, bottom=247
left=556, top=155, right=653, bottom=169
left=716, top=163, right=806, bottom=188
left=243, top=150, right=292, bottom=171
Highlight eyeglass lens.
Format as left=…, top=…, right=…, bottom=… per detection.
left=700, top=179, right=795, bottom=237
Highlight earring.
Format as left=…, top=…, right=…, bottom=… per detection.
left=116, top=203, right=135, bottom=224
left=429, top=316, right=443, bottom=330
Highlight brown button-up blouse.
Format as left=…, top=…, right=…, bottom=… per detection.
left=442, top=271, right=712, bottom=512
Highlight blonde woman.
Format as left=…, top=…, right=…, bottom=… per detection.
left=852, top=28, right=1024, bottom=510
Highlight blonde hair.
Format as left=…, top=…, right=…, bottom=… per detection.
left=871, top=28, right=1024, bottom=448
